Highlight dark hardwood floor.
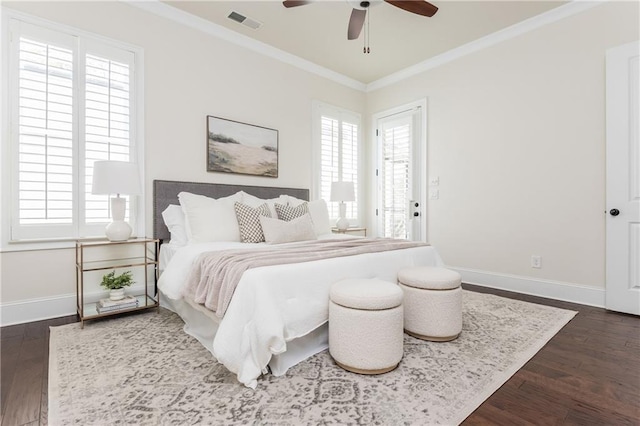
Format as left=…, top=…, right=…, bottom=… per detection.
left=462, top=284, right=640, bottom=425
left=1, top=285, right=638, bottom=426
left=1, top=315, right=76, bottom=426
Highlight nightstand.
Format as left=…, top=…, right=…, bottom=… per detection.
left=331, top=227, right=367, bottom=237
left=75, top=238, right=159, bottom=328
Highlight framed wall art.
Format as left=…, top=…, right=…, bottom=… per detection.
left=206, top=115, right=278, bottom=178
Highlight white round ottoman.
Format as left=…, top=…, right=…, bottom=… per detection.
left=329, top=278, right=404, bottom=374
left=398, top=266, right=462, bottom=342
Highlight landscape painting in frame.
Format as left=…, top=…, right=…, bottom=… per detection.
left=207, top=116, right=278, bottom=177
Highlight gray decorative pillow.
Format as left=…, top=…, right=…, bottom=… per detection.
left=275, top=202, right=309, bottom=222
left=234, top=202, right=271, bottom=243
left=259, top=213, right=317, bottom=244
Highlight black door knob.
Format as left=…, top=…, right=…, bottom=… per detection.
left=610, top=209, right=620, bottom=216
left=413, top=212, right=419, bottom=217
left=414, top=202, right=419, bottom=207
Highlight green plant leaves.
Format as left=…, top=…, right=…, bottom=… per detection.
left=100, top=270, right=134, bottom=290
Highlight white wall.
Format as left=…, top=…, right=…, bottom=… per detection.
left=0, top=1, right=365, bottom=324
left=366, top=1, right=639, bottom=302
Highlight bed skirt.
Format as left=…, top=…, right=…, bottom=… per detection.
left=159, top=292, right=329, bottom=377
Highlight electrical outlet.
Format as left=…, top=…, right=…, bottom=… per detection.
left=429, top=189, right=439, bottom=200
left=429, top=176, right=440, bottom=186
left=531, top=255, right=542, bottom=269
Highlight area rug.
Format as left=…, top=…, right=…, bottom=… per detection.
left=49, top=291, right=576, bottom=425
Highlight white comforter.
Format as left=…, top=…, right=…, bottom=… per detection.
left=158, top=236, right=443, bottom=388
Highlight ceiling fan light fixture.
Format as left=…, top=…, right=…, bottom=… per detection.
left=348, top=0, right=382, bottom=10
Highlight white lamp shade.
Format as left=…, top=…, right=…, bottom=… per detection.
left=330, top=181, right=355, bottom=202
left=91, top=161, right=141, bottom=196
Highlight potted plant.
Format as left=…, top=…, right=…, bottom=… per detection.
left=100, top=270, right=134, bottom=301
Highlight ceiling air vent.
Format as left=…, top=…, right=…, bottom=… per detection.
left=227, top=11, right=263, bottom=30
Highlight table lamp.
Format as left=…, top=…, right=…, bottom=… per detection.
left=330, top=181, right=355, bottom=231
left=91, top=160, right=141, bottom=241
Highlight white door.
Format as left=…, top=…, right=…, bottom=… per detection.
left=605, top=40, right=640, bottom=315
left=375, top=102, right=426, bottom=241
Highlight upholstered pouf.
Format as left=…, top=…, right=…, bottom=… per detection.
left=329, top=278, right=404, bottom=374
left=398, top=266, right=462, bottom=342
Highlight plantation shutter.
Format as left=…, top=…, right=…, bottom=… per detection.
left=13, top=24, right=76, bottom=240
left=380, top=116, right=412, bottom=239
left=320, top=116, right=340, bottom=218
left=318, top=106, right=360, bottom=222
left=81, top=44, right=135, bottom=236
left=9, top=19, right=140, bottom=241
left=340, top=119, right=359, bottom=220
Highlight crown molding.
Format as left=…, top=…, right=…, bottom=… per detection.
left=365, top=0, right=605, bottom=92
left=123, top=0, right=367, bottom=92
left=124, top=0, right=604, bottom=94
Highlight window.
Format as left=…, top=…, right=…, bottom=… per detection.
left=5, top=16, right=143, bottom=242
left=313, top=102, right=362, bottom=224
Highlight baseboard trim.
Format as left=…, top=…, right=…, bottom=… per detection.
left=1, top=293, right=75, bottom=326
left=0, top=284, right=150, bottom=326
left=451, top=266, right=605, bottom=308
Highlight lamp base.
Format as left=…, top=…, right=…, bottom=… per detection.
left=335, top=217, right=349, bottom=231
left=105, top=220, right=132, bottom=241
left=335, top=202, right=349, bottom=231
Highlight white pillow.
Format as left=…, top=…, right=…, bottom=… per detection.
left=307, top=199, right=331, bottom=236
left=161, top=204, right=188, bottom=246
left=259, top=214, right=317, bottom=244
left=178, top=191, right=243, bottom=243
left=241, top=191, right=287, bottom=218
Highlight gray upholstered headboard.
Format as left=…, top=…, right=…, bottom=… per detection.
left=153, top=180, right=309, bottom=242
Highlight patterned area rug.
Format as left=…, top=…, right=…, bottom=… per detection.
left=49, top=291, right=576, bottom=425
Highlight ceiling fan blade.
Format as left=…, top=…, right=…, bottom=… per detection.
left=282, top=1, right=312, bottom=8
left=347, top=8, right=367, bottom=40
left=385, top=0, right=438, bottom=17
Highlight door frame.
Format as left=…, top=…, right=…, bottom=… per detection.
left=605, top=40, right=640, bottom=314
left=370, top=98, right=428, bottom=241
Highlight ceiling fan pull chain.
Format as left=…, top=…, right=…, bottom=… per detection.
left=367, top=7, right=371, bottom=54
left=363, top=28, right=366, bottom=53
left=363, top=11, right=367, bottom=53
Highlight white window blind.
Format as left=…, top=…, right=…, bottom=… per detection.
left=8, top=18, right=140, bottom=242
left=17, top=37, right=74, bottom=229
left=380, top=116, right=411, bottom=239
left=317, top=104, right=360, bottom=222
left=83, top=53, right=133, bottom=227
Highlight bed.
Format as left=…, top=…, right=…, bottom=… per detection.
left=153, top=180, right=444, bottom=388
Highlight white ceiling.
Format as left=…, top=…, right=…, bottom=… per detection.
left=164, top=1, right=568, bottom=84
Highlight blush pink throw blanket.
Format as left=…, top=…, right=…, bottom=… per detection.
left=184, top=238, right=427, bottom=318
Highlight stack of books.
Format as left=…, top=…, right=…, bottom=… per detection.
left=96, top=295, right=139, bottom=313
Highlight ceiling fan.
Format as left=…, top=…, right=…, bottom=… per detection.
left=282, top=0, right=438, bottom=41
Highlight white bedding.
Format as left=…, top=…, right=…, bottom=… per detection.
left=158, top=242, right=181, bottom=273
left=158, top=236, right=443, bottom=388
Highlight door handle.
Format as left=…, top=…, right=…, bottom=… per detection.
left=609, top=209, right=620, bottom=216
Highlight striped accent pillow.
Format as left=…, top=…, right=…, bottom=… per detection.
left=275, top=202, right=309, bottom=222
left=234, top=202, right=271, bottom=243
